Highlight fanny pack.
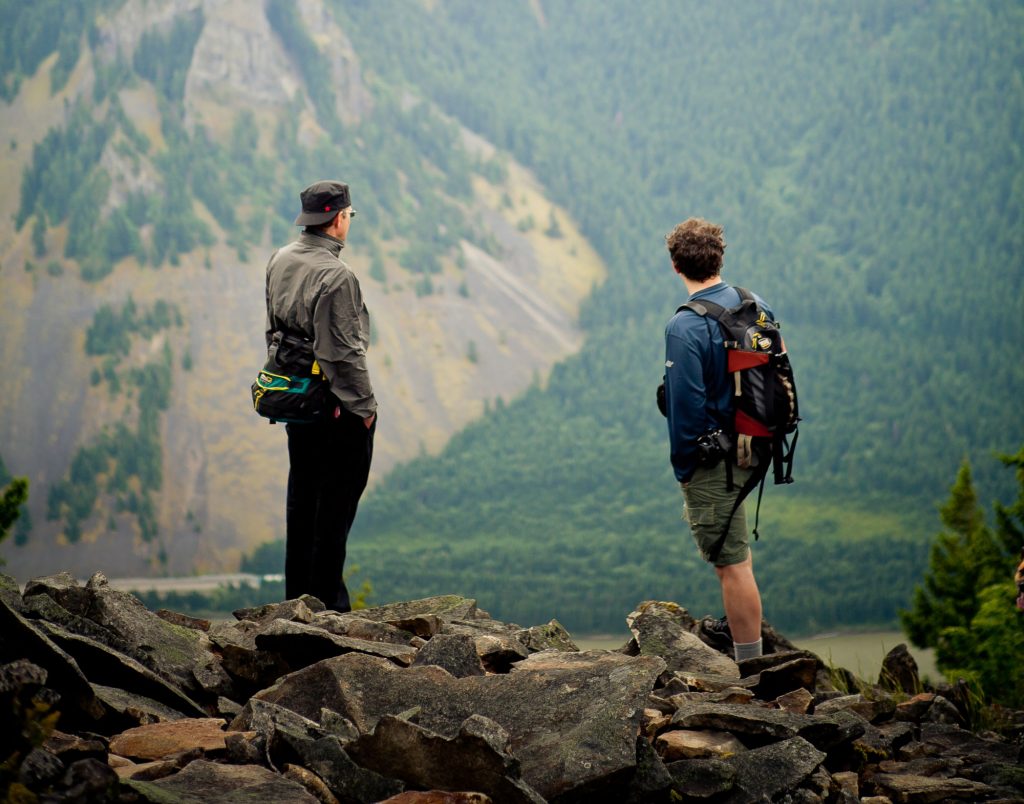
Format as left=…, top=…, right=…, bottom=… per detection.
left=251, top=331, right=336, bottom=424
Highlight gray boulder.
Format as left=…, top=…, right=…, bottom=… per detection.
left=0, top=573, right=25, bottom=610
left=443, top=619, right=531, bottom=672
left=347, top=714, right=545, bottom=804
left=514, top=620, right=579, bottom=653
left=233, top=596, right=323, bottom=623
left=621, top=735, right=675, bottom=804
left=291, top=735, right=405, bottom=804
left=665, top=756, right=737, bottom=800
left=878, top=642, right=921, bottom=694
left=241, top=698, right=330, bottom=767
left=663, top=669, right=758, bottom=694
left=627, top=601, right=740, bottom=678
left=665, top=737, right=826, bottom=803
left=24, top=572, right=233, bottom=701
left=208, top=619, right=293, bottom=693
left=726, top=736, right=826, bottom=803
left=34, top=619, right=206, bottom=717
left=412, top=633, right=486, bottom=677
left=240, top=649, right=664, bottom=800
left=0, top=595, right=104, bottom=721
left=22, top=571, right=91, bottom=615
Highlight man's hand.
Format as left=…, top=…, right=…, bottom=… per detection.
left=363, top=413, right=376, bottom=429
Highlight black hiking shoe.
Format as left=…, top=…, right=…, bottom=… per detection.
left=698, top=616, right=733, bottom=654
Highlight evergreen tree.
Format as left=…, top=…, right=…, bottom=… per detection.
left=900, top=461, right=1004, bottom=648
left=993, top=446, right=1024, bottom=557
left=902, top=448, right=1024, bottom=707
left=0, top=476, right=29, bottom=563
left=937, top=583, right=1024, bottom=709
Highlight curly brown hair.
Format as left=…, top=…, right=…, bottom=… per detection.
left=665, top=218, right=726, bottom=281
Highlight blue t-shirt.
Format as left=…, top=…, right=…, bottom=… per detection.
left=664, top=282, right=773, bottom=483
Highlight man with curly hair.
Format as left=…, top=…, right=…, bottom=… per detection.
left=663, top=217, right=771, bottom=661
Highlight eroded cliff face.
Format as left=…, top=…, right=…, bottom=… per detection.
left=0, top=0, right=605, bottom=578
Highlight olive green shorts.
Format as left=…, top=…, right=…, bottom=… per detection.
left=681, top=460, right=754, bottom=567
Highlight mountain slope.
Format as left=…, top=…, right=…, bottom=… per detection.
left=0, top=0, right=603, bottom=577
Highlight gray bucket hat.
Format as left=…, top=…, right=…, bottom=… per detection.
left=294, top=180, right=352, bottom=226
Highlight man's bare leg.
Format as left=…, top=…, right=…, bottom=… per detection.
left=715, top=552, right=762, bottom=654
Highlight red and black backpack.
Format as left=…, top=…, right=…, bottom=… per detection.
left=671, top=287, right=800, bottom=560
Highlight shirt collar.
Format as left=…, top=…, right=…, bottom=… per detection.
left=688, top=281, right=727, bottom=301
left=299, top=229, right=345, bottom=255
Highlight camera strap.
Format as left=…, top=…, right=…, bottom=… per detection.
left=706, top=445, right=772, bottom=564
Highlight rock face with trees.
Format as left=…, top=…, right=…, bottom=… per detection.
left=2, top=575, right=1021, bottom=803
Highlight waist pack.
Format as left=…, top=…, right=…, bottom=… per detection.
left=251, top=331, right=336, bottom=424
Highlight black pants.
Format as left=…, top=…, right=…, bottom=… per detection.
left=284, top=410, right=375, bottom=612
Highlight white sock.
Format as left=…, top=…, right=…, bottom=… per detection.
left=734, top=638, right=762, bottom=662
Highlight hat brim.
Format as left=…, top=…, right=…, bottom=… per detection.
left=294, top=209, right=341, bottom=226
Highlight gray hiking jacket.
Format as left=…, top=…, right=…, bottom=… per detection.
left=265, top=231, right=377, bottom=419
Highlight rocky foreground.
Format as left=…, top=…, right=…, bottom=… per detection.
left=1, top=572, right=1022, bottom=803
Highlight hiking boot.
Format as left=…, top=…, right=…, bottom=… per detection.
left=698, top=616, right=734, bottom=653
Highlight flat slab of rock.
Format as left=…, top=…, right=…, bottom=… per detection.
left=656, top=728, right=746, bottom=760
left=313, top=613, right=417, bottom=645
left=125, top=759, right=319, bottom=803
left=871, top=772, right=995, bottom=803
left=671, top=701, right=865, bottom=751
left=816, top=692, right=897, bottom=723
left=254, top=618, right=418, bottom=667
left=109, top=718, right=230, bottom=760
left=380, top=794, right=493, bottom=804
left=918, top=722, right=1019, bottom=764
left=241, top=649, right=665, bottom=800
left=92, top=683, right=190, bottom=727
left=354, top=596, right=483, bottom=625
left=666, top=670, right=758, bottom=694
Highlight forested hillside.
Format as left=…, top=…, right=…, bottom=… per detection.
left=332, top=1, right=1024, bottom=634
left=1, top=1, right=1021, bottom=637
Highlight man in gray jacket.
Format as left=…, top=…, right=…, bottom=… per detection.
left=265, top=180, right=377, bottom=612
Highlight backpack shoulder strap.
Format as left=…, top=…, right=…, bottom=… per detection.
left=680, top=299, right=727, bottom=320
left=733, top=286, right=753, bottom=303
